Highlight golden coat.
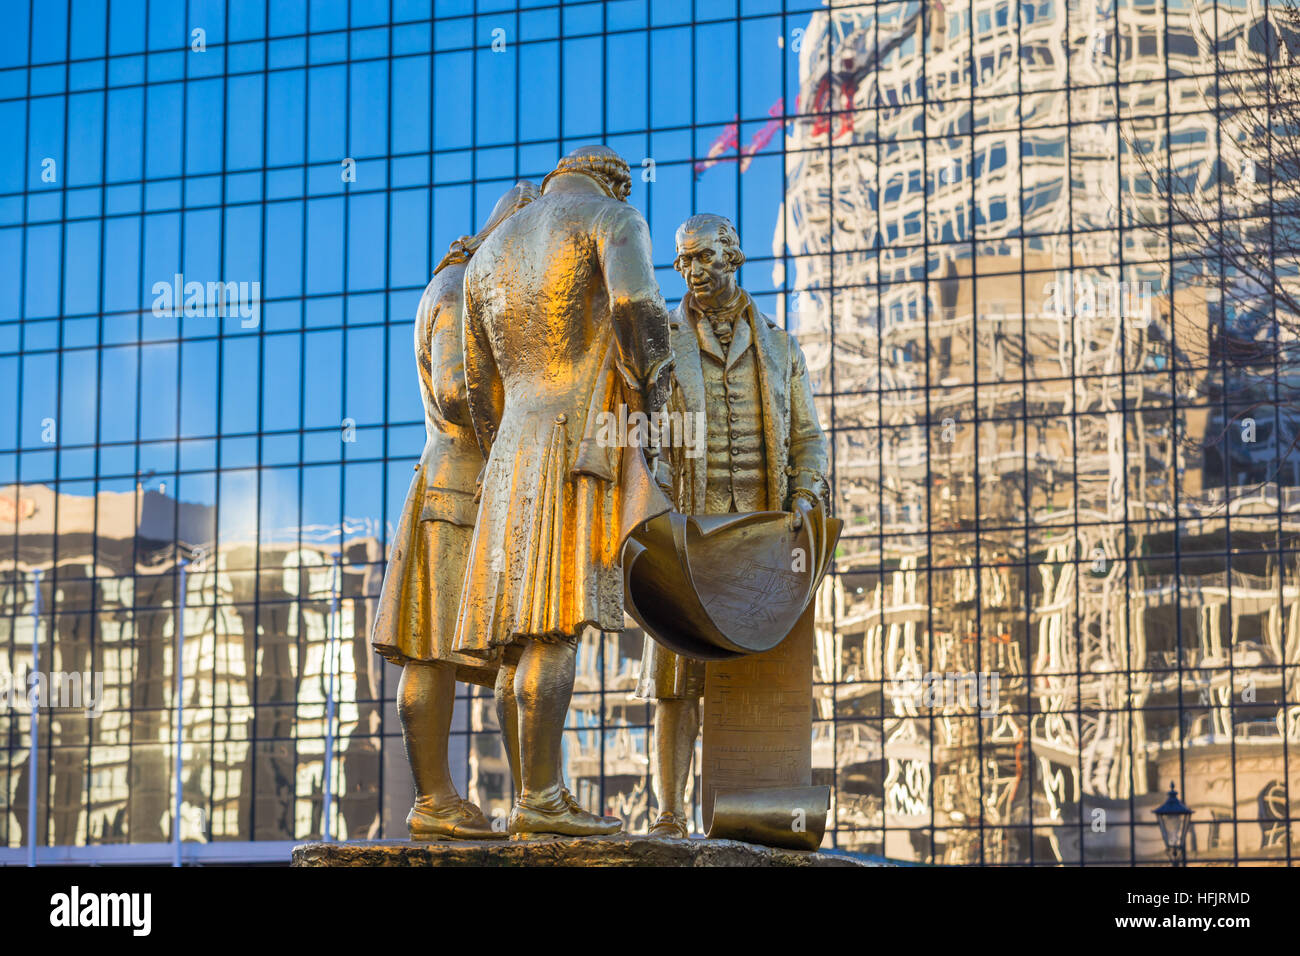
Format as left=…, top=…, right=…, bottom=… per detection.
left=370, top=260, right=498, bottom=685
left=636, top=292, right=830, bottom=699
left=453, top=177, right=673, bottom=657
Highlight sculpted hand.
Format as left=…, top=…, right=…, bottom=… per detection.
left=788, top=493, right=827, bottom=587
left=788, top=493, right=817, bottom=532
left=650, top=452, right=674, bottom=500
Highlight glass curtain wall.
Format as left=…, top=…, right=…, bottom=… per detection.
left=0, top=0, right=1295, bottom=865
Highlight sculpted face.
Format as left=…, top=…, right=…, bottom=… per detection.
left=675, top=231, right=738, bottom=308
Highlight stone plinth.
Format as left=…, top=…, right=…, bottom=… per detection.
left=291, top=834, right=888, bottom=867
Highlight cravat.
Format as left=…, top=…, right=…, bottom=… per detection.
left=710, top=315, right=735, bottom=347
left=700, top=292, right=743, bottom=348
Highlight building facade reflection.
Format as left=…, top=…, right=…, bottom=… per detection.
left=1, top=0, right=1296, bottom=865
left=0, top=481, right=393, bottom=847
left=780, top=0, right=1299, bottom=863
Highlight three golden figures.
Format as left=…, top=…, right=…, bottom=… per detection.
left=370, top=146, right=837, bottom=847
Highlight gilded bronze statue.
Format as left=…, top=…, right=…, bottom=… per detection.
left=635, top=214, right=832, bottom=839
left=373, top=158, right=837, bottom=853
left=370, top=182, right=539, bottom=840
left=452, top=145, right=674, bottom=839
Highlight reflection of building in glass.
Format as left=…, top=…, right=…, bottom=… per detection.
left=781, top=0, right=1298, bottom=863
left=0, top=479, right=650, bottom=855
left=2, top=0, right=1295, bottom=866
left=0, top=482, right=402, bottom=853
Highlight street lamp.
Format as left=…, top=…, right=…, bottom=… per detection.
left=1153, top=782, right=1193, bottom=866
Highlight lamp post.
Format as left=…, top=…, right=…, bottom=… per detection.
left=1154, top=782, right=1193, bottom=866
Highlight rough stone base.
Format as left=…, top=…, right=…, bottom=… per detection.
left=291, top=834, right=886, bottom=867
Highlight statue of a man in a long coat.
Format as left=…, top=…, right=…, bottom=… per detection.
left=453, top=145, right=673, bottom=838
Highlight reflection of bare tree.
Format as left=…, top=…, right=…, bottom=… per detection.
left=1128, top=2, right=1300, bottom=481
left=784, top=0, right=1299, bottom=863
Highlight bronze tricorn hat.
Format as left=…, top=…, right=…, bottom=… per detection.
left=623, top=506, right=841, bottom=661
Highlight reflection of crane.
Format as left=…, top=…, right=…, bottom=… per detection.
left=801, top=12, right=921, bottom=141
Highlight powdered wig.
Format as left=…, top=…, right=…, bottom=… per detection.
left=541, top=145, right=632, bottom=201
